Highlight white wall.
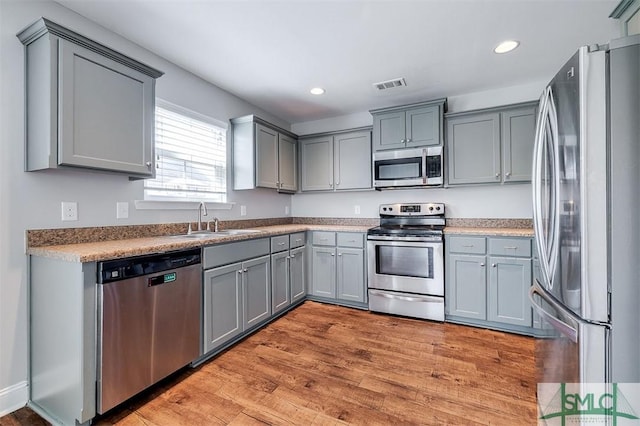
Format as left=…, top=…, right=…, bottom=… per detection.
left=0, top=0, right=293, bottom=414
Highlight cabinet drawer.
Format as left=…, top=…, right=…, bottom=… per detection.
left=289, top=232, right=306, bottom=249
left=204, top=238, right=270, bottom=269
left=337, top=233, right=364, bottom=248
left=448, top=236, right=486, bottom=254
left=489, top=238, right=531, bottom=257
left=271, top=235, right=290, bottom=253
left=312, top=232, right=336, bottom=246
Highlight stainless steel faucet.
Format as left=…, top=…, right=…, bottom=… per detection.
left=197, top=201, right=208, bottom=231
left=210, top=217, right=219, bottom=232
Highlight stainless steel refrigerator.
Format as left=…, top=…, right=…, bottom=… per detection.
left=530, top=34, right=640, bottom=388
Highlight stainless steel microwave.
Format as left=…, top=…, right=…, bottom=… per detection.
left=373, top=146, right=443, bottom=189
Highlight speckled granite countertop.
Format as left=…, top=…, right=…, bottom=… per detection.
left=444, top=227, right=534, bottom=237
left=27, top=217, right=534, bottom=262
left=27, top=224, right=373, bottom=263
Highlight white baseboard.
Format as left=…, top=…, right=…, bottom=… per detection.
left=0, top=381, right=28, bottom=417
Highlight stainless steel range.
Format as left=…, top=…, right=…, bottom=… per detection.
left=367, top=203, right=445, bottom=321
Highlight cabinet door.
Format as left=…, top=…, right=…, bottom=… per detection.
left=446, top=113, right=501, bottom=185
left=405, top=105, right=440, bottom=148
left=278, top=133, right=298, bottom=192
left=243, top=255, right=271, bottom=330
left=300, top=136, right=334, bottom=191
left=311, top=247, right=336, bottom=298
left=254, top=123, right=279, bottom=189
left=271, top=251, right=290, bottom=315
left=334, top=131, right=372, bottom=190
left=372, top=111, right=406, bottom=151
left=447, top=254, right=487, bottom=320
left=58, top=40, right=154, bottom=176
left=501, top=107, right=536, bottom=183
left=336, top=248, right=365, bottom=303
left=290, top=246, right=306, bottom=303
left=203, top=263, right=243, bottom=354
left=488, top=256, right=532, bottom=327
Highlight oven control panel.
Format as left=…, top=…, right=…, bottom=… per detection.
left=379, top=203, right=445, bottom=216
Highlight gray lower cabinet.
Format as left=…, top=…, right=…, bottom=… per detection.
left=300, top=129, right=372, bottom=192
left=271, top=233, right=306, bottom=314
left=446, top=234, right=534, bottom=334
left=446, top=102, right=537, bottom=185
left=232, top=116, right=298, bottom=193
left=370, top=100, right=446, bottom=151
left=17, top=18, right=162, bottom=178
left=309, top=232, right=367, bottom=307
left=203, top=239, right=271, bottom=355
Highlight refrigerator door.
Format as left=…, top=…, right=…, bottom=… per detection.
left=532, top=47, right=608, bottom=323
left=529, top=282, right=609, bottom=384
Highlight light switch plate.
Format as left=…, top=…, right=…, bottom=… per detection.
left=116, top=202, right=129, bottom=219
left=354, top=205, right=361, bottom=215
left=285, top=206, right=290, bottom=215
left=61, top=202, right=78, bottom=221
left=240, top=205, right=247, bottom=216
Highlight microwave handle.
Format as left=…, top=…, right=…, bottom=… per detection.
left=422, top=149, right=427, bottom=184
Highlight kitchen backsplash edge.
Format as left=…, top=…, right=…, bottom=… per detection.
left=26, top=217, right=532, bottom=247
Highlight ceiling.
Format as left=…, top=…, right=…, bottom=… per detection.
left=55, top=0, right=620, bottom=124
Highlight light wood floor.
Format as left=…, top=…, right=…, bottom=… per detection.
left=1, top=301, right=536, bottom=425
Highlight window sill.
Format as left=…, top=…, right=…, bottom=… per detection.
left=134, top=200, right=235, bottom=211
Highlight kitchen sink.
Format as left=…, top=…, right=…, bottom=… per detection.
left=170, top=229, right=262, bottom=238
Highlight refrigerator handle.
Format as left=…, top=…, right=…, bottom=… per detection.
left=529, top=283, right=578, bottom=343
left=532, top=88, right=553, bottom=289
left=546, top=88, right=562, bottom=284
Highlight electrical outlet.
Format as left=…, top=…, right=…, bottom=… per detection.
left=285, top=206, right=290, bottom=215
left=116, top=201, right=129, bottom=219
left=240, top=205, right=247, bottom=216
left=61, top=201, right=78, bottom=221
left=354, top=205, right=361, bottom=215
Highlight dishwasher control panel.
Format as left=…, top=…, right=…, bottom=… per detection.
left=98, top=248, right=201, bottom=284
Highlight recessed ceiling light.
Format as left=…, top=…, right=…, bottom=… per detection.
left=494, top=40, right=520, bottom=54
left=310, top=87, right=325, bottom=95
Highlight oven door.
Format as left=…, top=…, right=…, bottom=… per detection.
left=367, top=238, right=444, bottom=296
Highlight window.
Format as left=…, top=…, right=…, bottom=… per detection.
left=144, top=101, right=227, bottom=202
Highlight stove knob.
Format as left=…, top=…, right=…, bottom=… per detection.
left=429, top=206, right=434, bottom=211
left=382, top=207, right=387, bottom=211
left=436, top=206, right=441, bottom=211
left=389, top=207, right=393, bottom=211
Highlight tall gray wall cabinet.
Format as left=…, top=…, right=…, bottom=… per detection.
left=299, top=128, right=372, bottom=192
left=17, top=18, right=163, bottom=178
left=370, top=99, right=446, bottom=152
left=446, top=102, right=537, bottom=185
left=232, top=115, right=298, bottom=193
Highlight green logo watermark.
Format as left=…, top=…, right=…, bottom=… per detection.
left=538, top=383, right=640, bottom=425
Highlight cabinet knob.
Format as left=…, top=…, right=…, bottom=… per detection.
left=401, top=139, right=407, bottom=143
left=505, top=172, right=511, bottom=178
left=338, top=253, right=342, bottom=256
left=495, top=173, right=501, bottom=179
left=146, top=161, right=152, bottom=168
left=480, top=263, right=485, bottom=267
left=290, top=254, right=295, bottom=259
left=237, top=270, right=243, bottom=274
left=407, top=138, right=412, bottom=143
left=492, top=263, right=497, bottom=268
left=243, top=268, right=248, bottom=272
left=331, top=253, right=335, bottom=257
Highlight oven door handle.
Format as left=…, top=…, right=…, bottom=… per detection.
left=369, top=289, right=443, bottom=303
left=367, top=236, right=442, bottom=243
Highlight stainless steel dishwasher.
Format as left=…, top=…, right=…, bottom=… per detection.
left=97, top=248, right=201, bottom=414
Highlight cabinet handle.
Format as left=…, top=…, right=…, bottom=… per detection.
left=503, top=246, right=518, bottom=250
left=237, top=270, right=243, bottom=275
left=462, top=244, right=475, bottom=248
left=331, top=253, right=335, bottom=257
left=146, top=161, right=152, bottom=168
left=492, top=263, right=497, bottom=268
left=401, top=139, right=407, bottom=143
left=278, top=242, right=286, bottom=246
left=505, top=172, right=511, bottom=178
left=295, top=239, right=302, bottom=242
left=243, top=268, right=248, bottom=272
left=338, top=253, right=342, bottom=256
left=320, top=238, right=328, bottom=241
left=495, top=173, right=501, bottom=179
left=480, top=263, right=485, bottom=267
left=347, top=239, right=356, bottom=243
left=407, top=138, right=412, bottom=143
left=290, top=254, right=295, bottom=259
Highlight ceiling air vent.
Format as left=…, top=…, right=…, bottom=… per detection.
left=373, top=77, right=407, bottom=91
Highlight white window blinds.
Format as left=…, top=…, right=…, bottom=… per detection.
left=144, top=104, right=227, bottom=202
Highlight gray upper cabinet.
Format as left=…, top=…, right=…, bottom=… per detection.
left=370, top=99, right=446, bottom=152
left=17, top=18, right=163, bottom=178
left=300, top=129, right=372, bottom=192
left=232, top=115, right=298, bottom=193
left=446, top=102, right=537, bottom=186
